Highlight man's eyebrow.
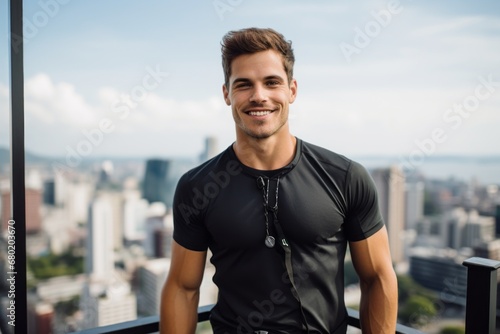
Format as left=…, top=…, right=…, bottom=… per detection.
left=231, top=78, right=251, bottom=85
left=264, top=75, right=285, bottom=82
left=231, top=75, right=285, bottom=85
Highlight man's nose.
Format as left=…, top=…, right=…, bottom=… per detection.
left=249, top=84, right=267, bottom=103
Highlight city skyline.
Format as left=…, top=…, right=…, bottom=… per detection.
left=1, top=0, right=500, bottom=160
left=3, top=140, right=500, bottom=185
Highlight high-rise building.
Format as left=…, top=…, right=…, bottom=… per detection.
left=443, top=207, right=495, bottom=249
left=199, top=136, right=219, bottom=162
left=153, top=227, right=173, bottom=258
left=98, top=160, right=114, bottom=184
left=27, top=302, right=54, bottom=334
left=405, top=181, right=424, bottom=230
left=43, top=179, right=56, bottom=205
left=371, top=166, right=405, bottom=263
left=1, top=188, right=42, bottom=234
left=142, top=159, right=195, bottom=210
left=474, top=239, right=500, bottom=263
left=86, top=194, right=115, bottom=280
left=143, top=202, right=169, bottom=258
left=143, top=159, right=170, bottom=207
left=138, top=258, right=171, bottom=316
left=65, top=179, right=94, bottom=229
left=82, top=192, right=137, bottom=331
left=123, top=189, right=149, bottom=244
left=409, top=247, right=468, bottom=306
left=138, top=258, right=217, bottom=316
left=80, top=276, right=137, bottom=329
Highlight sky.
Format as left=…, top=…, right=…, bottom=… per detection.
left=1, top=0, right=500, bottom=161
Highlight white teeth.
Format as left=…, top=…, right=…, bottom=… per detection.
left=248, top=110, right=271, bottom=116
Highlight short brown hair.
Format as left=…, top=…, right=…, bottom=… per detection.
left=221, top=27, right=295, bottom=88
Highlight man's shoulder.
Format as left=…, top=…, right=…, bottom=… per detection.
left=300, top=139, right=352, bottom=169
left=298, top=139, right=372, bottom=181
left=179, top=146, right=241, bottom=185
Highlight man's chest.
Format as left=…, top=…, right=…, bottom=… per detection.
left=203, top=171, right=348, bottom=249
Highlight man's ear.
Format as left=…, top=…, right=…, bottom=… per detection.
left=222, top=84, right=231, bottom=106
left=289, top=78, right=298, bottom=104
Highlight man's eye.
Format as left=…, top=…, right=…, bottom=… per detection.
left=235, top=83, right=251, bottom=89
left=266, top=81, right=280, bottom=86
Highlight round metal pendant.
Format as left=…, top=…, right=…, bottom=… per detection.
left=265, top=235, right=275, bottom=248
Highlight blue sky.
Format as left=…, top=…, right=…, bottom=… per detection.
left=1, top=0, right=500, bottom=160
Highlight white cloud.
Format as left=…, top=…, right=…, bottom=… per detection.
left=25, top=74, right=98, bottom=126
left=96, top=86, right=229, bottom=133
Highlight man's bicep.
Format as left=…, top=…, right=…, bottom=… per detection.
left=167, top=241, right=208, bottom=290
left=349, top=226, right=393, bottom=280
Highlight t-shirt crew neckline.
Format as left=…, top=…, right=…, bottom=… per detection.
left=228, top=137, right=302, bottom=178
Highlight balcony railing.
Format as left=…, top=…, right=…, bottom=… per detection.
left=72, top=257, right=500, bottom=334
left=73, top=305, right=424, bottom=334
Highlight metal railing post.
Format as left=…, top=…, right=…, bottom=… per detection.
left=8, top=1, right=27, bottom=334
left=463, top=257, right=500, bottom=334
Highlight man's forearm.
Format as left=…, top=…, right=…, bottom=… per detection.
left=160, top=286, right=200, bottom=334
left=359, top=275, right=398, bottom=333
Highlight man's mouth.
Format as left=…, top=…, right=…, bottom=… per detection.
left=247, top=110, right=273, bottom=116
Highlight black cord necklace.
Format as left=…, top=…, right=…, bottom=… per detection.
left=258, top=176, right=280, bottom=248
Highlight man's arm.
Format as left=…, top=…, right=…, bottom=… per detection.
left=160, top=241, right=208, bottom=334
left=349, top=226, right=398, bottom=333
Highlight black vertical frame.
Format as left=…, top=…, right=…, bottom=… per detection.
left=463, top=257, right=500, bottom=334
left=9, top=0, right=27, bottom=334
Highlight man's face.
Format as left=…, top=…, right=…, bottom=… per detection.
left=223, top=50, right=297, bottom=140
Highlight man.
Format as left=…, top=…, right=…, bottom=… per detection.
left=160, top=27, right=397, bottom=333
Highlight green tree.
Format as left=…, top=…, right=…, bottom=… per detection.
left=55, top=295, right=80, bottom=316
left=399, top=295, right=437, bottom=328
left=440, top=326, right=465, bottom=334
left=27, top=248, right=84, bottom=280
left=397, top=274, right=435, bottom=304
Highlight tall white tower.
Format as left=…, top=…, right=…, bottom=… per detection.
left=86, top=194, right=114, bottom=280
left=81, top=193, right=137, bottom=330
left=371, top=165, right=406, bottom=263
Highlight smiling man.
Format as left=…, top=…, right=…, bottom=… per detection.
left=160, top=27, right=398, bottom=334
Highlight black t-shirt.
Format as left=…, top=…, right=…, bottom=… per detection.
left=173, top=138, right=384, bottom=334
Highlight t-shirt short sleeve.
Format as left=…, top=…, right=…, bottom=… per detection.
left=343, top=160, right=385, bottom=241
left=172, top=173, right=210, bottom=251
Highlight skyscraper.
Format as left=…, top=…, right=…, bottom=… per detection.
left=444, top=207, right=495, bottom=249
left=371, top=165, right=405, bottom=263
left=80, top=275, right=137, bottom=329
left=199, top=136, right=219, bottom=162
left=142, top=159, right=170, bottom=207
left=138, top=258, right=217, bottom=316
left=1, top=188, right=42, bottom=234
left=86, top=194, right=114, bottom=280
left=405, top=181, right=424, bottom=231
left=138, top=258, right=171, bottom=316
left=142, top=158, right=195, bottom=210
left=82, top=195, right=137, bottom=330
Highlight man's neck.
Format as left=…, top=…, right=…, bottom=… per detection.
left=233, top=134, right=297, bottom=171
